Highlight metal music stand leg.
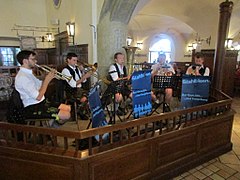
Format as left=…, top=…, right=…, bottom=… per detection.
left=151, top=76, right=179, bottom=114
left=127, top=110, right=133, bottom=119
left=86, top=118, right=92, bottom=129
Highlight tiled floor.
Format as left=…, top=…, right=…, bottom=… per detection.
left=174, top=97, right=240, bottom=180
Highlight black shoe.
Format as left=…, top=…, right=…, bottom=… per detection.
left=164, top=104, right=171, bottom=112
left=152, top=102, right=161, bottom=109
left=116, top=110, right=124, bottom=116
left=127, top=103, right=133, bottom=109
left=118, top=107, right=127, bottom=115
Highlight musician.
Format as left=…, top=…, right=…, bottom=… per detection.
left=108, top=52, right=131, bottom=115
left=61, top=53, right=92, bottom=120
left=90, top=62, right=99, bottom=87
left=151, top=54, right=175, bottom=76
left=61, top=52, right=91, bottom=100
left=15, top=50, right=61, bottom=126
left=186, top=52, right=210, bottom=76
left=151, top=53, right=175, bottom=111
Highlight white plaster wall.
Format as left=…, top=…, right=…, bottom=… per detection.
left=0, top=0, right=48, bottom=47
left=45, top=0, right=104, bottom=64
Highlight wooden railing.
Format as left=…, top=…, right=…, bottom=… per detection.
left=0, top=89, right=233, bottom=158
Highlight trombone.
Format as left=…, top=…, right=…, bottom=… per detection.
left=35, top=64, right=72, bottom=82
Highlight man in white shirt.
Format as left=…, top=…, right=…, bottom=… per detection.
left=61, top=53, right=92, bottom=120
left=15, top=50, right=56, bottom=121
left=151, top=54, right=175, bottom=111
left=186, top=52, right=210, bottom=76
left=108, top=52, right=131, bottom=115
left=151, top=54, right=175, bottom=76
left=61, top=53, right=91, bottom=100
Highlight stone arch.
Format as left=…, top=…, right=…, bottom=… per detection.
left=97, top=0, right=139, bottom=76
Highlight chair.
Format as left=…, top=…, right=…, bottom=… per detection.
left=6, top=88, right=54, bottom=127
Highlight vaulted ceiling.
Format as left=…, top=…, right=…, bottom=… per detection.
left=128, top=0, right=240, bottom=47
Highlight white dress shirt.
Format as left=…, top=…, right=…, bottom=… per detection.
left=62, top=65, right=86, bottom=88
left=15, top=67, right=44, bottom=107
left=186, top=65, right=210, bottom=76
left=151, top=63, right=175, bottom=75
left=109, top=63, right=125, bottom=81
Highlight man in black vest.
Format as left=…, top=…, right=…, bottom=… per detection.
left=108, top=52, right=131, bottom=115
left=62, top=53, right=91, bottom=99
left=61, top=53, right=91, bottom=120
left=186, top=52, right=210, bottom=76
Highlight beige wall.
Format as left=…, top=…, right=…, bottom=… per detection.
left=46, top=0, right=92, bottom=62
left=0, top=0, right=48, bottom=47
left=0, top=0, right=105, bottom=63
left=46, top=0, right=104, bottom=64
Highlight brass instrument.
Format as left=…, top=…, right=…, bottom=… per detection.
left=91, top=72, right=111, bottom=85
left=82, top=63, right=111, bottom=85
left=82, top=62, right=97, bottom=72
left=35, top=64, right=72, bottom=82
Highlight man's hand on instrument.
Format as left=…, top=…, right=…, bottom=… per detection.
left=83, top=71, right=92, bottom=79
left=45, top=69, right=56, bottom=82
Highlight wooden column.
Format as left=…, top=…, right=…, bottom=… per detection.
left=213, top=0, right=233, bottom=90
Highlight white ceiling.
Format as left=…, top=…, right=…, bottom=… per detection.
left=128, top=0, right=240, bottom=44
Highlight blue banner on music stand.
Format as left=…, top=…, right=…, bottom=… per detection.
left=132, top=70, right=152, bottom=118
left=88, top=86, right=107, bottom=128
left=181, top=75, right=210, bottom=108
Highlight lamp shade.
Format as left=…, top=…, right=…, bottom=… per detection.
left=192, top=42, right=198, bottom=50
left=46, top=33, right=53, bottom=42
left=137, top=42, right=143, bottom=50
left=66, top=22, right=75, bottom=36
left=126, top=37, right=132, bottom=46
left=225, top=38, right=233, bottom=49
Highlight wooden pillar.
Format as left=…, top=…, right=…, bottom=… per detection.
left=213, top=0, right=233, bottom=90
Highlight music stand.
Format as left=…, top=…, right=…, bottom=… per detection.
left=151, top=75, right=180, bottom=114
left=101, top=79, right=126, bottom=124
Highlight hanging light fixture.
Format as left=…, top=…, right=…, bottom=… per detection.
left=136, top=42, right=143, bottom=50
left=192, top=42, right=198, bottom=50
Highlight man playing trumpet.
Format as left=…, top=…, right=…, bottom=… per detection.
left=151, top=53, right=175, bottom=111
left=61, top=52, right=91, bottom=100
left=186, top=52, right=210, bottom=76
left=61, top=52, right=92, bottom=120
left=15, top=50, right=62, bottom=126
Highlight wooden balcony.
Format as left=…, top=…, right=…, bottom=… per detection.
left=0, top=89, right=234, bottom=179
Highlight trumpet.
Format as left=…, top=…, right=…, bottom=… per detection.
left=35, top=64, right=72, bottom=82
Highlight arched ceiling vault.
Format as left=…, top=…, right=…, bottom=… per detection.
left=128, top=0, right=240, bottom=45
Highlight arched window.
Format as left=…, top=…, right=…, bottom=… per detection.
left=149, top=38, right=173, bottom=63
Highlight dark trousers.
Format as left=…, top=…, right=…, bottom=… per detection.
left=24, top=100, right=52, bottom=119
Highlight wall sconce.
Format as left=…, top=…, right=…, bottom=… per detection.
left=225, top=38, right=233, bottom=49
left=136, top=42, right=143, bottom=50
left=187, top=45, right=193, bottom=52
left=191, top=33, right=211, bottom=50
left=46, top=33, right=53, bottom=42
left=192, top=42, right=198, bottom=50
left=40, top=33, right=54, bottom=43
left=66, top=22, right=75, bottom=44
left=126, top=37, right=132, bottom=46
